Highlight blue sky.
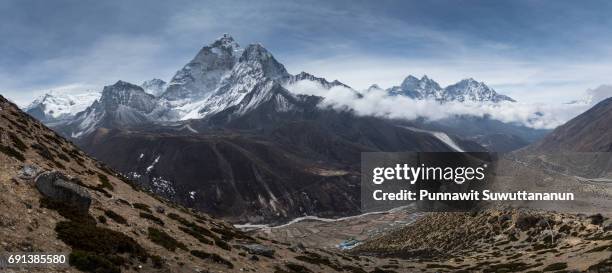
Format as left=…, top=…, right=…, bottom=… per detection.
left=2, top=0, right=612, bottom=105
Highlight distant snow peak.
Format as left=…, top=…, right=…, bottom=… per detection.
left=25, top=90, right=100, bottom=122
left=66, top=80, right=158, bottom=138
left=389, top=74, right=443, bottom=99
left=444, top=78, right=515, bottom=103
left=386, top=75, right=514, bottom=103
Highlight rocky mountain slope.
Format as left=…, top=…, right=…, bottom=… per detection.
left=509, top=97, right=612, bottom=180
left=528, top=97, right=612, bottom=153
left=470, top=133, right=530, bottom=153
left=1, top=95, right=403, bottom=273
left=397, top=115, right=549, bottom=153
left=76, top=106, right=476, bottom=224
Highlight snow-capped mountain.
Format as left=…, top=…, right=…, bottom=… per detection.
left=65, top=81, right=157, bottom=138
left=38, top=35, right=516, bottom=140
left=444, top=78, right=515, bottom=103
left=156, top=39, right=302, bottom=121
left=188, top=43, right=292, bottom=117
left=59, top=35, right=316, bottom=134
left=147, top=35, right=314, bottom=121
left=388, top=75, right=443, bottom=99
left=386, top=75, right=515, bottom=103
left=162, top=34, right=243, bottom=101
left=25, top=91, right=100, bottom=123
left=140, top=78, right=167, bottom=97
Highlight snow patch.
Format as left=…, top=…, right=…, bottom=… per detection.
left=146, top=155, right=160, bottom=173
left=151, top=176, right=176, bottom=197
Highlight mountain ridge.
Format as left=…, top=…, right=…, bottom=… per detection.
left=26, top=35, right=518, bottom=139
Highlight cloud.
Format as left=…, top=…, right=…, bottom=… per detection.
left=585, top=85, right=612, bottom=105
left=1, top=34, right=182, bottom=105
left=285, top=53, right=612, bottom=105
left=284, top=81, right=592, bottom=129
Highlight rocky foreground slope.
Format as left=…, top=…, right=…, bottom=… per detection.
left=352, top=208, right=612, bottom=272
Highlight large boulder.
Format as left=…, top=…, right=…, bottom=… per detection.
left=237, top=244, right=275, bottom=258
left=35, top=171, right=91, bottom=213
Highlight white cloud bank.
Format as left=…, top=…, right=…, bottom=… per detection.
left=285, top=80, right=601, bottom=129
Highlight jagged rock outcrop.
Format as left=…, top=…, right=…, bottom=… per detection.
left=388, top=75, right=443, bottom=99
left=140, top=78, right=167, bottom=97
left=285, top=71, right=351, bottom=90
left=237, top=243, right=275, bottom=258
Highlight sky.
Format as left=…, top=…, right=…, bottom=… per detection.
left=2, top=0, right=612, bottom=105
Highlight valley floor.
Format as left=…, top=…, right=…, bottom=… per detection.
left=246, top=207, right=612, bottom=273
